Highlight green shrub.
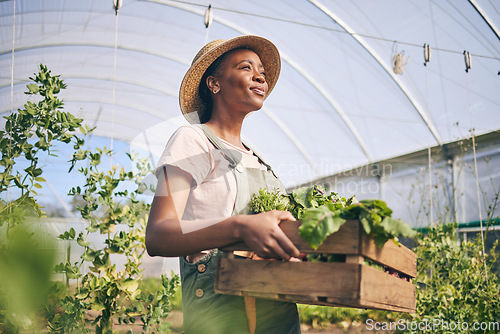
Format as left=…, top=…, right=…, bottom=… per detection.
left=408, top=223, right=499, bottom=333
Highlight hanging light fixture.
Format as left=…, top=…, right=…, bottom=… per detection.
left=204, top=4, right=213, bottom=28
left=113, top=0, right=122, bottom=16
left=423, top=44, right=431, bottom=66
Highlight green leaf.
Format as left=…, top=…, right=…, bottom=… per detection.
left=24, top=165, right=43, bottom=178
left=82, top=249, right=98, bottom=262
left=90, top=302, right=106, bottom=312
left=380, top=216, right=416, bottom=238
left=121, top=279, right=139, bottom=294
left=291, top=187, right=309, bottom=208
left=298, top=205, right=346, bottom=250
left=77, top=234, right=90, bottom=247
left=26, top=83, right=39, bottom=94
left=360, top=217, right=371, bottom=234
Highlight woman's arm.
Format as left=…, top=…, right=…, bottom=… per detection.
left=145, top=165, right=300, bottom=260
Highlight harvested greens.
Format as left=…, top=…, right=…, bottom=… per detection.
left=249, top=185, right=416, bottom=249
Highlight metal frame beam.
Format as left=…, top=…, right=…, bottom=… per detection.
left=0, top=42, right=190, bottom=65
left=309, top=0, right=443, bottom=146
left=468, top=0, right=500, bottom=42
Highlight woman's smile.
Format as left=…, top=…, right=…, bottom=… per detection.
left=250, top=85, right=266, bottom=96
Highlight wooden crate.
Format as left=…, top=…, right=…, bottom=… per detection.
left=215, top=219, right=416, bottom=313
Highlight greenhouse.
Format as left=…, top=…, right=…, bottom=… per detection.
left=1, top=0, right=499, bottom=333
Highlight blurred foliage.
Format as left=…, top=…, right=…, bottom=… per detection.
left=0, top=221, right=57, bottom=333
left=298, top=304, right=407, bottom=330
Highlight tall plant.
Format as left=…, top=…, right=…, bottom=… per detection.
left=49, top=147, right=179, bottom=333
left=0, top=64, right=85, bottom=333
left=407, top=223, right=499, bottom=334
left=0, top=64, right=84, bottom=223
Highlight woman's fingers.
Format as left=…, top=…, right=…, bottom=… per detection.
left=273, top=210, right=296, bottom=222
left=273, top=226, right=300, bottom=259
left=271, top=210, right=300, bottom=258
left=239, top=210, right=300, bottom=260
left=256, top=210, right=300, bottom=260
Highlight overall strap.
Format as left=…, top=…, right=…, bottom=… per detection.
left=196, top=124, right=240, bottom=168
left=197, top=124, right=279, bottom=179
left=243, top=143, right=280, bottom=179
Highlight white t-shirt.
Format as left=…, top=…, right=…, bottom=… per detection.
left=155, top=124, right=266, bottom=222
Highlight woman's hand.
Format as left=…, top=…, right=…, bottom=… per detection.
left=236, top=210, right=300, bottom=261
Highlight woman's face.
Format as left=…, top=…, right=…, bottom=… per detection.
left=209, top=48, right=268, bottom=114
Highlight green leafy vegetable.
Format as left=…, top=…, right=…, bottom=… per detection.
left=298, top=204, right=345, bottom=250
left=248, top=186, right=415, bottom=250
left=249, top=188, right=289, bottom=214
left=286, top=185, right=349, bottom=220
left=341, top=199, right=417, bottom=247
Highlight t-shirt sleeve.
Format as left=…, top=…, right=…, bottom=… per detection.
left=155, top=126, right=213, bottom=186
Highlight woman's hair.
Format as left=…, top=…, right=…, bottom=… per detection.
left=198, top=47, right=250, bottom=123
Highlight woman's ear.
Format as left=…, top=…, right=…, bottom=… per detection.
left=206, top=76, right=220, bottom=94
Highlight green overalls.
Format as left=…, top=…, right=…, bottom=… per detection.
left=179, top=124, right=301, bottom=334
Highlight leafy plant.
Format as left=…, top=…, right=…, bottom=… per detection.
left=341, top=199, right=417, bottom=247
left=49, top=148, right=179, bottom=333
left=298, top=303, right=404, bottom=331
left=0, top=64, right=86, bottom=222
left=248, top=185, right=415, bottom=249
left=249, top=188, right=289, bottom=214
left=406, top=223, right=500, bottom=334
left=0, top=64, right=85, bottom=333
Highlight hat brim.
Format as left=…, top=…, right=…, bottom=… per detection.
left=179, top=35, right=281, bottom=123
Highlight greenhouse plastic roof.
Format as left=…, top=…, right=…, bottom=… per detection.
left=1, top=0, right=500, bottom=187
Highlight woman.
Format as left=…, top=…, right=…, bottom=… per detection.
left=146, top=35, right=301, bottom=334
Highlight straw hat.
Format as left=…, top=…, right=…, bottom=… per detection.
left=179, top=35, right=281, bottom=123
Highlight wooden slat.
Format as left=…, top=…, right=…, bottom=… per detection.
left=360, top=265, right=416, bottom=311
left=326, top=297, right=415, bottom=313
left=216, top=259, right=360, bottom=299
left=360, top=234, right=417, bottom=277
left=218, top=288, right=414, bottom=313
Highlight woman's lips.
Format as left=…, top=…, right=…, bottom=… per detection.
left=251, top=87, right=266, bottom=96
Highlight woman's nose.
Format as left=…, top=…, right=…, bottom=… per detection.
left=254, top=71, right=265, bottom=83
